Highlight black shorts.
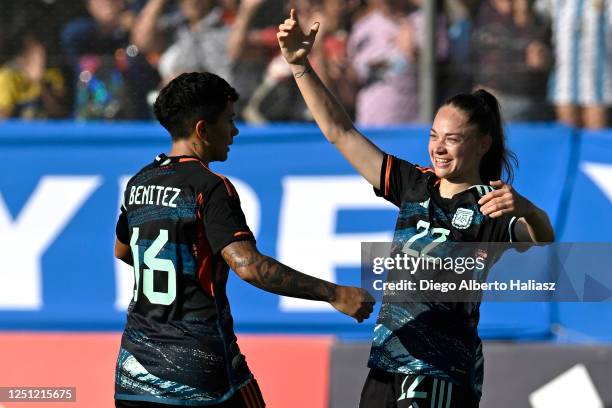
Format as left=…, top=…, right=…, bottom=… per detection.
left=115, top=380, right=265, bottom=408
left=359, top=369, right=479, bottom=408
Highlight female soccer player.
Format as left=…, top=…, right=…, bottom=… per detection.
left=277, top=9, right=554, bottom=407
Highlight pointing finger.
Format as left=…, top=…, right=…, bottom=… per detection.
left=290, top=8, right=298, bottom=24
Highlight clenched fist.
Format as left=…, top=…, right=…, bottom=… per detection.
left=331, top=286, right=375, bottom=323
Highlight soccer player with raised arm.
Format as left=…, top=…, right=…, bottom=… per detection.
left=277, top=10, right=555, bottom=407
left=113, top=72, right=374, bottom=407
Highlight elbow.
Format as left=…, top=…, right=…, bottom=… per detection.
left=543, top=216, right=556, bottom=242
left=234, top=266, right=256, bottom=284
left=114, top=241, right=133, bottom=265
left=546, top=227, right=556, bottom=243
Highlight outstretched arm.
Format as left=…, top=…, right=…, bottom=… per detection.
left=227, top=0, right=264, bottom=59
left=131, top=0, right=168, bottom=53
left=479, top=180, right=555, bottom=242
left=222, top=240, right=374, bottom=322
left=277, top=9, right=384, bottom=189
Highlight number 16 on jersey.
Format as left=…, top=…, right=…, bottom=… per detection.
left=129, top=227, right=177, bottom=305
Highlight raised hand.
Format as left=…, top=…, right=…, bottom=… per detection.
left=240, top=0, right=265, bottom=10
left=478, top=180, right=533, bottom=218
left=331, top=286, right=375, bottom=323
left=277, top=8, right=320, bottom=65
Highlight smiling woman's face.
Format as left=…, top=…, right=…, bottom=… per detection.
left=429, top=105, right=491, bottom=183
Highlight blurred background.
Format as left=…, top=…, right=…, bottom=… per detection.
left=0, top=0, right=612, bottom=407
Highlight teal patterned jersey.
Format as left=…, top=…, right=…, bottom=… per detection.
left=369, top=153, right=517, bottom=398
left=114, top=154, right=255, bottom=405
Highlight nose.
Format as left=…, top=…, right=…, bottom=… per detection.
left=232, top=124, right=239, bottom=137
left=431, top=138, right=446, bottom=154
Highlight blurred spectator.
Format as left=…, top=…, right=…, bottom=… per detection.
left=0, top=13, right=68, bottom=119
left=242, top=0, right=360, bottom=123
left=470, top=0, right=553, bottom=121
left=347, top=0, right=449, bottom=126
left=132, top=0, right=234, bottom=83
left=228, top=0, right=286, bottom=116
left=439, top=0, right=478, bottom=101
left=62, top=0, right=158, bottom=119
left=132, top=0, right=279, bottom=117
left=311, top=0, right=360, bottom=118
left=535, top=0, right=612, bottom=129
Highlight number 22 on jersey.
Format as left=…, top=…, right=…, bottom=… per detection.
left=402, top=220, right=450, bottom=258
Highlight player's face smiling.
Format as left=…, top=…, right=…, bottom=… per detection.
left=429, top=105, right=489, bottom=183
left=206, top=102, right=239, bottom=162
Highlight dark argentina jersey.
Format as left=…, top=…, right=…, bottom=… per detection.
left=114, top=154, right=255, bottom=405
left=370, top=153, right=517, bottom=398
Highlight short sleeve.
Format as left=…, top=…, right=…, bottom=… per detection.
left=202, top=180, right=254, bottom=254
left=0, top=69, right=18, bottom=113
left=115, top=204, right=129, bottom=244
left=373, top=153, right=432, bottom=207
left=488, top=215, right=518, bottom=242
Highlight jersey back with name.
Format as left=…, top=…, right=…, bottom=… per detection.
left=371, top=154, right=517, bottom=399
left=114, top=154, right=255, bottom=406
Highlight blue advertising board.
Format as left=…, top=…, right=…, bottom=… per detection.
left=0, top=121, right=609, bottom=340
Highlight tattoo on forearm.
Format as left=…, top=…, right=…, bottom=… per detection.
left=294, top=64, right=312, bottom=79
left=224, top=243, right=336, bottom=302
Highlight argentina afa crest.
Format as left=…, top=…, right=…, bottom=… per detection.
left=452, top=208, right=474, bottom=229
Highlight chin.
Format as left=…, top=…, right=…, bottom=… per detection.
left=433, top=167, right=449, bottom=178
left=434, top=167, right=458, bottom=181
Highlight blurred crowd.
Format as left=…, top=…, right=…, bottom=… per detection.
left=0, top=0, right=611, bottom=129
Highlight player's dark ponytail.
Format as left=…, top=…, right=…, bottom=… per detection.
left=444, top=89, right=517, bottom=184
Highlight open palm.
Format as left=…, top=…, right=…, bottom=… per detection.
left=277, top=9, right=320, bottom=65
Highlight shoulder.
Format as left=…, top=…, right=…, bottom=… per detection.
left=385, top=154, right=436, bottom=200
left=0, top=66, right=21, bottom=84
left=176, top=158, right=237, bottom=198
left=389, top=154, right=436, bottom=182
left=351, top=8, right=380, bottom=31
left=125, top=161, right=156, bottom=189
left=61, top=18, right=97, bottom=39
left=471, top=184, right=495, bottom=199
left=43, top=69, right=65, bottom=89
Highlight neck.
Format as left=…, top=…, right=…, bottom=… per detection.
left=438, top=175, right=482, bottom=199
left=189, top=7, right=215, bottom=30
left=168, top=138, right=210, bottom=165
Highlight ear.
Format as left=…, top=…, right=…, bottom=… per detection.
left=480, top=133, right=492, bottom=155
left=195, top=120, right=207, bottom=142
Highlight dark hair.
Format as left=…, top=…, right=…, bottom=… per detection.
left=444, top=89, right=517, bottom=184
left=153, top=72, right=239, bottom=140
left=0, top=8, right=49, bottom=64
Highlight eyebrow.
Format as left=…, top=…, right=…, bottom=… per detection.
left=430, top=129, right=464, bottom=136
